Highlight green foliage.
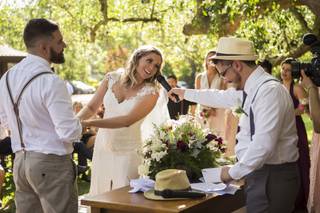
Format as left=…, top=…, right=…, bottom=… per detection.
left=0, top=0, right=319, bottom=84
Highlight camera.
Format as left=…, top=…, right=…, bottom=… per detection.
left=291, top=33, right=320, bottom=86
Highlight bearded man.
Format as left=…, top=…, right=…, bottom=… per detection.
left=168, top=37, right=300, bottom=213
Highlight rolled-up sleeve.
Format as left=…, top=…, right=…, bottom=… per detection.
left=184, top=88, right=242, bottom=109
left=43, top=77, right=82, bottom=143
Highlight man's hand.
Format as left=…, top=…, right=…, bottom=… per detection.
left=167, top=88, right=186, bottom=102
left=220, top=166, right=233, bottom=183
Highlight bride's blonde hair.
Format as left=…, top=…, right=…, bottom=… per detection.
left=122, top=45, right=163, bottom=88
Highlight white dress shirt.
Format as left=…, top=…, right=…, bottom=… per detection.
left=185, top=66, right=299, bottom=179
left=0, top=125, right=9, bottom=140
left=0, top=54, right=82, bottom=155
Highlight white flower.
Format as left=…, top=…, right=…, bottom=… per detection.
left=151, top=150, right=167, bottom=162
left=150, top=139, right=164, bottom=152
left=203, top=128, right=211, bottom=136
left=299, top=98, right=308, bottom=105
left=138, top=164, right=150, bottom=177
left=206, top=141, right=219, bottom=151
left=159, top=130, right=167, bottom=139
left=231, top=98, right=248, bottom=118
left=142, top=146, right=150, bottom=155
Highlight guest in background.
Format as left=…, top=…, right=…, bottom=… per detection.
left=258, top=59, right=273, bottom=75
left=194, top=50, right=226, bottom=137
left=301, top=70, right=320, bottom=213
left=223, top=82, right=239, bottom=157
left=167, top=75, right=195, bottom=120
left=0, top=125, right=12, bottom=166
left=281, top=58, right=310, bottom=211
left=72, top=101, right=96, bottom=182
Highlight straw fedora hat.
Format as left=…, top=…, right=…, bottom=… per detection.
left=144, top=169, right=205, bottom=200
left=209, top=37, right=258, bottom=61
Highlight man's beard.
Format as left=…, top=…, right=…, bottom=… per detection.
left=234, top=72, right=242, bottom=90
left=50, top=47, right=65, bottom=64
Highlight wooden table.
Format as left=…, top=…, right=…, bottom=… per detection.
left=81, top=185, right=245, bottom=213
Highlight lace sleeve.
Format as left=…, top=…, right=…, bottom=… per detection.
left=103, top=68, right=124, bottom=89
left=137, top=84, right=158, bottom=97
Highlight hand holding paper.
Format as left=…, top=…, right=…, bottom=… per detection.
left=202, top=168, right=222, bottom=183
left=202, top=166, right=233, bottom=184
left=221, top=166, right=233, bottom=183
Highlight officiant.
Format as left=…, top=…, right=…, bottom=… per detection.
left=168, top=37, right=300, bottom=213
left=166, top=74, right=196, bottom=120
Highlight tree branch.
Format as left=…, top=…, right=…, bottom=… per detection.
left=299, top=0, right=320, bottom=18
left=99, top=0, right=108, bottom=23
left=89, top=0, right=160, bottom=42
left=290, top=8, right=312, bottom=33
left=90, top=21, right=104, bottom=42
left=107, top=17, right=160, bottom=23
left=182, top=0, right=303, bottom=36
left=151, top=0, right=157, bottom=18
left=273, top=44, right=310, bottom=66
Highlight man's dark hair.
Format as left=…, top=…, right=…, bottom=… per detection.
left=242, top=60, right=257, bottom=68
left=167, top=74, right=177, bottom=81
left=258, top=59, right=273, bottom=74
left=23, top=18, right=59, bottom=48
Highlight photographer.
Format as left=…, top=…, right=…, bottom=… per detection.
left=301, top=70, right=320, bottom=213
left=281, top=58, right=310, bottom=211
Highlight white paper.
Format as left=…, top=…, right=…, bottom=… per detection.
left=202, top=168, right=222, bottom=183
left=191, top=182, right=227, bottom=192
left=214, top=184, right=239, bottom=195
left=128, top=178, right=155, bottom=193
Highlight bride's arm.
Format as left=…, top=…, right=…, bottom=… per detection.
left=77, top=77, right=109, bottom=120
left=82, top=92, right=159, bottom=128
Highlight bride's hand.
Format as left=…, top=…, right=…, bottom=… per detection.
left=81, top=120, right=90, bottom=127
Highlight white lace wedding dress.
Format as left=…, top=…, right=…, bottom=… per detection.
left=89, top=70, right=161, bottom=196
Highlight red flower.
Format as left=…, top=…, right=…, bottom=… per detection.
left=177, top=140, right=188, bottom=152
left=215, top=137, right=223, bottom=145
left=205, top=133, right=217, bottom=143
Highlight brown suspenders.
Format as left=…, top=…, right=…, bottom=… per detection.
left=5, top=71, right=53, bottom=149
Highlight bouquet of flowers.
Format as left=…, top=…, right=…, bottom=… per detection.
left=138, top=115, right=226, bottom=182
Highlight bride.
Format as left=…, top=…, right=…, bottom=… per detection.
left=77, top=45, right=166, bottom=195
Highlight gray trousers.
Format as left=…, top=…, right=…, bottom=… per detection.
left=245, top=162, right=300, bottom=213
left=13, top=151, right=78, bottom=213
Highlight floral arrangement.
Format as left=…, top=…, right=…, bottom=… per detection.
left=138, top=115, right=226, bottom=182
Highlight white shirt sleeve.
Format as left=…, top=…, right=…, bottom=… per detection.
left=42, top=76, right=82, bottom=142
left=229, top=85, right=289, bottom=179
left=184, top=88, right=243, bottom=109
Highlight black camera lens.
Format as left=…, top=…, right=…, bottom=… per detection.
left=290, top=33, right=320, bottom=86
